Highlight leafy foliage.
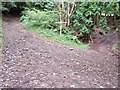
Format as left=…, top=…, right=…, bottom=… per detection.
left=100, top=17, right=110, bottom=32
left=71, top=3, right=96, bottom=41
left=70, top=2, right=119, bottom=42
left=21, top=8, right=59, bottom=30
left=1, top=2, right=27, bottom=11
left=2, top=1, right=117, bottom=47
left=33, top=1, right=56, bottom=11
left=1, top=1, right=56, bottom=12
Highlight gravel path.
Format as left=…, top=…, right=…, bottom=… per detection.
left=0, top=16, right=118, bottom=88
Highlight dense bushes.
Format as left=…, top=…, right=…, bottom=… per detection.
left=1, top=1, right=56, bottom=12
left=21, top=8, right=59, bottom=29
left=71, top=2, right=119, bottom=42
left=1, top=2, right=26, bottom=11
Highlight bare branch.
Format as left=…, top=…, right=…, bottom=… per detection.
left=69, top=1, right=76, bottom=16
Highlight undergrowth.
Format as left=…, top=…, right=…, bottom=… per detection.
left=21, top=22, right=89, bottom=50
left=20, top=8, right=89, bottom=50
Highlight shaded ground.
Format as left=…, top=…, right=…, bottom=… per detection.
left=90, top=27, right=118, bottom=52
left=0, top=15, right=119, bottom=88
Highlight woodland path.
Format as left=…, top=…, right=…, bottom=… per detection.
left=0, top=15, right=118, bottom=88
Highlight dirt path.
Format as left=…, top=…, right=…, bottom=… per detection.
left=0, top=16, right=119, bottom=88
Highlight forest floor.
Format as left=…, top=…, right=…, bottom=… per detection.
left=0, top=15, right=119, bottom=88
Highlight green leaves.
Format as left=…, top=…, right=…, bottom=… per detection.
left=100, top=17, right=110, bottom=32
left=85, top=18, right=93, bottom=26
left=19, top=2, right=119, bottom=44
left=0, top=5, right=8, bottom=11
left=70, top=2, right=119, bottom=42
left=80, top=25, right=90, bottom=34
left=72, top=3, right=94, bottom=34
left=21, top=8, right=59, bottom=31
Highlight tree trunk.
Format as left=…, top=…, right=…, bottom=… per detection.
left=56, top=0, right=64, bottom=35
left=66, top=1, right=75, bottom=27
left=60, top=12, right=62, bottom=35
left=68, top=15, right=70, bottom=26
left=94, top=15, right=96, bottom=26
left=65, top=2, right=70, bottom=27
left=61, top=0, right=64, bottom=22
left=96, top=14, right=100, bottom=28
left=114, top=14, right=117, bottom=26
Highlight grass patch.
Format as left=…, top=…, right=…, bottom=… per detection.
left=112, top=43, right=120, bottom=52
left=21, top=22, right=89, bottom=50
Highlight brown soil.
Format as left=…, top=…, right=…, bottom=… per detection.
left=0, top=15, right=119, bottom=88
left=90, top=28, right=119, bottom=54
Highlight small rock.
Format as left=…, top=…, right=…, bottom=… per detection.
left=63, top=75, right=66, bottom=78
left=76, top=62, right=80, bottom=65
left=71, top=85, right=75, bottom=87
left=74, top=72, right=78, bottom=75
left=94, top=83, right=97, bottom=85
left=53, top=73, right=56, bottom=76
left=41, top=56, right=44, bottom=59
left=41, top=83, right=48, bottom=87
left=77, top=76, right=81, bottom=78
left=6, top=50, right=9, bottom=54
left=32, top=80, right=39, bottom=84
left=81, top=81, right=85, bottom=83
left=106, top=82, right=110, bottom=85
left=76, top=54, right=79, bottom=56
left=71, top=59, right=74, bottom=61
left=112, top=86, right=116, bottom=88
left=99, top=86, right=104, bottom=88
left=69, top=48, right=73, bottom=51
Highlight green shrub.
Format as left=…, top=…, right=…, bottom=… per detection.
left=100, top=17, right=110, bottom=32
left=21, top=8, right=59, bottom=30
left=20, top=8, right=89, bottom=50
left=71, top=8, right=95, bottom=41
left=1, top=2, right=27, bottom=12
